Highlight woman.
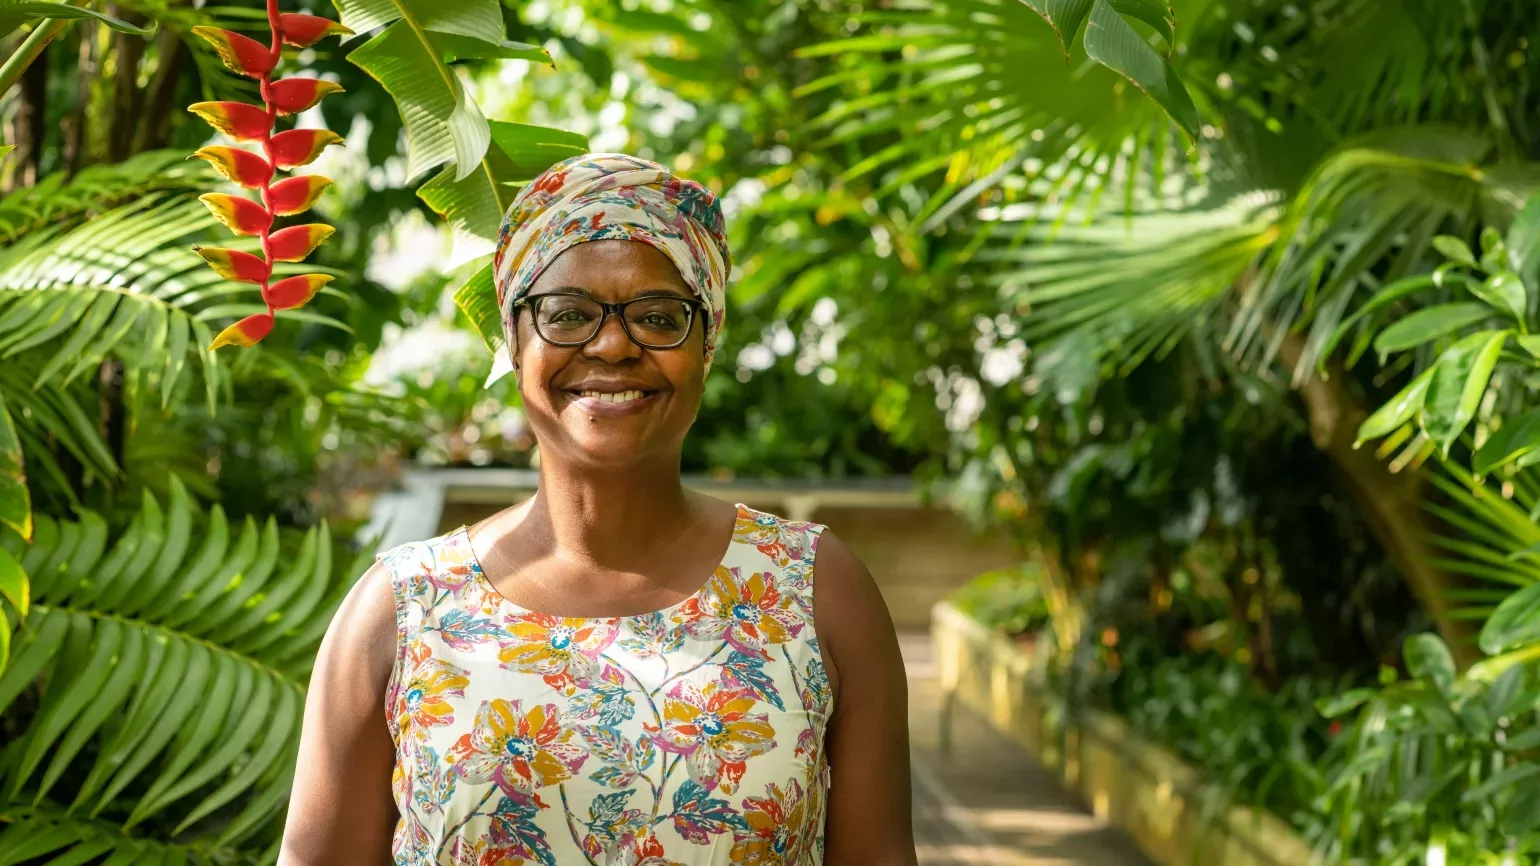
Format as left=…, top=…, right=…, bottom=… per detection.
left=281, top=154, right=917, bottom=866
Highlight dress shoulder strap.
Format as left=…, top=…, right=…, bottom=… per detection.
left=730, top=505, right=826, bottom=594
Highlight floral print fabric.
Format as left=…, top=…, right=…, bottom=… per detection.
left=379, top=505, right=831, bottom=866
left=491, top=153, right=731, bottom=372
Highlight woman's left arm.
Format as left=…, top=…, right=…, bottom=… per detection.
left=813, top=530, right=919, bottom=866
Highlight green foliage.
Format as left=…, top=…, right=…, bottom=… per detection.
left=0, top=479, right=365, bottom=861
left=950, top=564, right=1052, bottom=636
left=0, top=0, right=156, bottom=42
left=1304, top=635, right=1540, bottom=862
left=1110, top=639, right=1341, bottom=824
left=332, top=0, right=587, bottom=277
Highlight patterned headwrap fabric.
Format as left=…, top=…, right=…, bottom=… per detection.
left=492, top=153, right=731, bottom=372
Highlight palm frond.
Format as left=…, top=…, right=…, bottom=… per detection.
left=799, top=0, right=1218, bottom=228
left=0, top=360, right=119, bottom=491
left=0, top=478, right=363, bottom=854
left=1238, top=129, right=1540, bottom=381
left=1425, top=470, right=1540, bottom=621
left=986, top=192, right=1281, bottom=372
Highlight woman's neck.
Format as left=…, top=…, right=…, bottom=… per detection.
left=524, top=456, right=699, bottom=570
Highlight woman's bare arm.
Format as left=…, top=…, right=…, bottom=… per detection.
left=814, top=530, right=919, bottom=866
left=279, top=562, right=399, bottom=865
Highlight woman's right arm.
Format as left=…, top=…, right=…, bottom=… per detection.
left=278, top=562, right=400, bottom=865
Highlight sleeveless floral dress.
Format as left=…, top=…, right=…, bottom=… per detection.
left=378, top=505, right=832, bottom=866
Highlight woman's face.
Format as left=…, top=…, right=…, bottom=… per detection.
left=514, top=239, right=707, bottom=469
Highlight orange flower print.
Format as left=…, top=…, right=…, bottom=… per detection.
left=630, top=831, right=685, bottom=866
left=393, top=643, right=470, bottom=740
left=445, top=838, right=526, bottom=866
left=448, top=700, right=587, bottom=804
left=497, top=614, right=620, bottom=695
left=730, top=779, right=811, bottom=865
left=647, top=671, right=775, bottom=794
left=674, top=566, right=806, bottom=660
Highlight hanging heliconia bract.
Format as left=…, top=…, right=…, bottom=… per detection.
left=189, top=1, right=352, bottom=349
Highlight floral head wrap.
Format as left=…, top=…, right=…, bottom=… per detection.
left=492, top=153, right=731, bottom=372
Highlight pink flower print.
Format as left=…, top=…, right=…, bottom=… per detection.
left=447, top=699, right=586, bottom=805
left=646, top=672, right=775, bottom=794
left=675, top=566, right=806, bottom=660
left=497, top=614, right=619, bottom=695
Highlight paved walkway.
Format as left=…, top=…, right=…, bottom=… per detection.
left=903, top=634, right=1151, bottom=866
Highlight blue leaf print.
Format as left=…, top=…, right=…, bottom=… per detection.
left=430, top=608, right=504, bottom=652
left=487, top=795, right=555, bottom=866
left=578, top=725, right=656, bottom=788
left=723, top=651, right=785, bottom=711
left=569, top=682, right=637, bottom=725
left=589, top=790, right=635, bottom=827
left=618, top=611, right=687, bottom=658
left=671, top=780, right=750, bottom=845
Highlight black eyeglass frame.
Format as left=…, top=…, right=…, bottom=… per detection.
left=511, top=291, right=706, bottom=350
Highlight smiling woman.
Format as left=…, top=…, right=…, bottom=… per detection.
left=278, top=154, right=917, bottom=866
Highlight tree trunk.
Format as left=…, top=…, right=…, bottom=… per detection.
left=1275, top=332, right=1477, bottom=666
left=133, top=30, right=185, bottom=153
left=62, top=25, right=96, bottom=175
left=105, top=5, right=146, bottom=163
left=1, top=51, right=50, bottom=190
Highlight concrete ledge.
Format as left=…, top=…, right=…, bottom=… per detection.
left=933, top=602, right=1316, bottom=866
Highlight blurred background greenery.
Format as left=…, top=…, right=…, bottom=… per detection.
left=5, top=0, right=1540, bottom=862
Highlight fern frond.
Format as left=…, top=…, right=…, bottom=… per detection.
left=0, top=478, right=361, bottom=847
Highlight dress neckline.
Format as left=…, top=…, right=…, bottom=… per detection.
left=451, top=501, right=753, bottom=620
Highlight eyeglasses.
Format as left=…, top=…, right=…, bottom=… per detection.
left=512, top=291, right=703, bottom=350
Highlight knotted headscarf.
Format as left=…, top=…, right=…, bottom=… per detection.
left=492, top=153, right=731, bottom=372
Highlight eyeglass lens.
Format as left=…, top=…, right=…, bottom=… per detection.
left=533, top=296, right=694, bottom=347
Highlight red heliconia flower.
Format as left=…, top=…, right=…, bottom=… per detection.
left=278, top=12, right=354, bottom=48
left=264, top=274, right=333, bottom=310
left=199, top=193, right=274, bottom=236
left=188, top=102, right=273, bottom=141
left=191, top=26, right=277, bottom=79
left=267, top=224, right=336, bottom=261
left=268, top=175, right=333, bottom=216
left=192, top=6, right=351, bottom=349
left=191, top=146, right=274, bottom=188
left=268, top=129, right=344, bottom=169
left=194, top=247, right=272, bottom=284
left=268, top=77, right=345, bottom=115
left=211, top=313, right=275, bottom=350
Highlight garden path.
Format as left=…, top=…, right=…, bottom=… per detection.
left=903, top=633, right=1152, bottom=866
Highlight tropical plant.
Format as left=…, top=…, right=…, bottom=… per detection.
left=1311, top=634, right=1540, bottom=863
left=0, top=478, right=366, bottom=862
left=793, top=0, right=1540, bottom=661
left=185, top=2, right=352, bottom=348
left=1344, top=194, right=1540, bottom=475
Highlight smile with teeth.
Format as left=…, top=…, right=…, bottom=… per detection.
left=578, top=390, right=647, bottom=403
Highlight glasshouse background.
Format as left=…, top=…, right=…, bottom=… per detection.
left=3, top=0, right=1540, bottom=863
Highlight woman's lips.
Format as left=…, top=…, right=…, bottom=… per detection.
left=565, top=389, right=660, bottom=415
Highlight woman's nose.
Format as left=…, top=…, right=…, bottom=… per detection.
left=583, top=313, right=642, bottom=361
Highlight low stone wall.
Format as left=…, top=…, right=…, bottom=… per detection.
left=932, top=602, right=1317, bottom=866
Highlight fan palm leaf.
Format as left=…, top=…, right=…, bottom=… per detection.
left=798, top=0, right=1219, bottom=231
left=0, top=477, right=364, bottom=859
